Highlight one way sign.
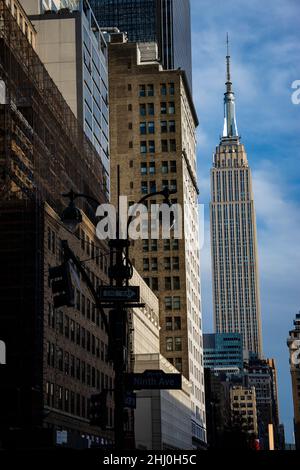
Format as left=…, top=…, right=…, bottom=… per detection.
left=98, top=286, right=140, bottom=302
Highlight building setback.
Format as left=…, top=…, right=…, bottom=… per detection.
left=90, top=0, right=193, bottom=91
left=107, top=35, right=206, bottom=447
left=210, top=46, right=263, bottom=358
left=287, top=312, right=300, bottom=450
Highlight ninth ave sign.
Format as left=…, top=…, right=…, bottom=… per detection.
left=124, top=370, right=182, bottom=390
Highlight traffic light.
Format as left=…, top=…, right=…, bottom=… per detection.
left=49, top=262, right=75, bottom=309
left=89, top=391, right=108, bottom=430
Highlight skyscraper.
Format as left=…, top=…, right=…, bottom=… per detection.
left=107, top=34, right=206, bottom=447
left=90, top=0, right=193, bottom=90
left=210, top=42, right=263, bottom=358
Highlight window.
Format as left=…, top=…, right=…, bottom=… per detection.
left=173, top=297, right=181, bottom=310
left=166, top=317, right=173, bottom=330
left=173, top=276, right=180, bottom=289
left=161, top=140, right=168, bottom=152
left=128, top=122, right=133, bottom=130
left=140, top=141, right=147, bottom=154
left=169, top=82, right=175, bottom=95
left=170, top=180, right=177, bottom=191
left=143, top=258, right=149, bottom=271
left=148, top=103, right=154, bottom=115
left=149, top=162, right=155, bottom=174
left=141, top=181, right=148, bottom=194
left=140, top=122, right=147, bottom=135
left=140, top=104, right=146, bottom=116
left=161, top=83, right=167, bottom=95
left=174, top=317, right=181, bottom=330
left=147, top=84, right=154, bottom=96
left=162, top=161, right=168, bottom=174
left=161, top=121, right=168, bottom=133
left=150, top=181, right=156, bottom=193
left=128, top=103, right=132, bottom=111
left=151, top=277, right=158, bottom=290
left=148, top=140, right=155, bottom=153
left=151, top=239, right=157, bottom=251
left=164, top=239, right=170, bottom=251
left=148, top=122, right=155, bottom=134
left=139, top=85, right=146, bottom=97
left=170, top=139, right=176, bottom=152
left=169, top=120, right=176, bottom=132
left=165, top=297, right=172, bottom=310
left=169, top=102, right=175, bottom=114
left=128, top=83, right=132, bottom=91
left=175, top=337, right=182, bottom=351
left=165, top=277, right=171, bottom=290
left=57, top=310, right=63, bottom=334
left=64, top=315, right=70, bottom=338
left=151, top=258, right=158, bottom=271
left=161, top=102, right=167, bottom=114
left=141, top=162, right=147, bottom=175
left=142, top=239, right=149, bottom=252
left=172, top=257, right=179, bottom=270
left=164, top=257, right=171, bottom=270
left=170, top=161, right=177, bottom=173
left=166, top=338, right=173, bottom=352
left=175, top=357, right=182, bottom=372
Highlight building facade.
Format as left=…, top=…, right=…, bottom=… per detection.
left=107, top=36, right=206, bottom=447
left=287, top=312, right=300, bottom=450
left=22, top=0, right=110, bottom=193
left=130, top=269, right=192, bottom=449
left=90, top=0, right=193, bottom=91
left=0, top=0, right=113, bottom=448
left=210, top=48, right=263, bottom=358
left=203, top=333, right=243, bottom=374
left=230, top=386, right=258, bottom=437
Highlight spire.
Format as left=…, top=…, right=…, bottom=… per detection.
left=222, top=34, right=239, bottom=141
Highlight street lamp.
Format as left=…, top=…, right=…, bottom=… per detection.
left=60, top=168, right=176, bottom=450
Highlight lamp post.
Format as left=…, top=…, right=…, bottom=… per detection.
left=60, top=166, right=176, bottom=449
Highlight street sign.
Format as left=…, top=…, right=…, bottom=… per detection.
left=99, top=286, right=140, bottom=303
left=124, top=370, right=182, bottom=390
left=124, top=392, right=136, bottom=409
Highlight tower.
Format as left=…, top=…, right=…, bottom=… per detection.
left=107, top=36, right=206, bottom=447
left=90, top=0, right=193, bottom=91
left=210, top=38, right=263, bottom=358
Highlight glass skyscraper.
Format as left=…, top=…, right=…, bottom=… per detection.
left=90, top=0, right=193, bottom=90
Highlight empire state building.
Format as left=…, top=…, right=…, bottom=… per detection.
left=210, top=43, right=263, bottom=358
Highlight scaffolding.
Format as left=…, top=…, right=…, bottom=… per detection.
left=0, top=0, right=107, bottom=220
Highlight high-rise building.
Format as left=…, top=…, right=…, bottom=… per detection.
left=210, top=44, right=263, bottom=358
left=107, top=35, right=206, bottom=447
left=22, top=0, right=110, bottom=194
left=203, top=333, right=243, bottom=374
left=287, top=312, right=300, bottom=450
left=90, top=0, right=193, bottom=91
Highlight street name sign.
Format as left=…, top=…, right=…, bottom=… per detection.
left=99, top=286, right=140, bottom=302
left=124, top=370, right=182, bottom=390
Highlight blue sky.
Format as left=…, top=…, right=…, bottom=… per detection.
left=190, top=0, right=300, bottom=442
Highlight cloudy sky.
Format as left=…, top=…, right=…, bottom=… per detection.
left=190, top=0, right=300, bottom=442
